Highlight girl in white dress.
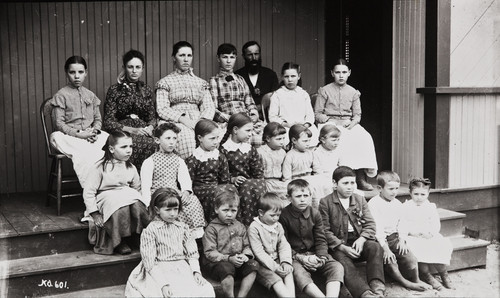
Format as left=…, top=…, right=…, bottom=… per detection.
left=257, top=122, right=288, bottom=203
left=125, top=187, right=215, bottom=297
left=282, top=124, right=330, bottom=208
left=400, top=178, right=454, bottom=290
left=268, top=62, right=319, bottom=147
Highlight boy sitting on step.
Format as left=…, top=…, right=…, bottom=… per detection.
left=279, top=179, right=344, bottom=297
left=202, top=185, right=259, bottom=297
left=367, top=171, right=431, bottom=291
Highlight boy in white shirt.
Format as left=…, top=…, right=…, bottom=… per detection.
left=368, top=171, right=431, bottom=291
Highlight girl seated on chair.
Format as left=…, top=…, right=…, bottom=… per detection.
left=50, top=56, right=109, bottom=187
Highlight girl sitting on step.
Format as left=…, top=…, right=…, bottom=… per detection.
left=125, top=187, right=215, bottom=298
left=399, top=178, right=454, bottom=291
left=83, top=130, right=149, bottom=255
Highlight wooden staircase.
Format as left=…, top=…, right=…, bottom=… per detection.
left=0, top=194, right=490, bottom=297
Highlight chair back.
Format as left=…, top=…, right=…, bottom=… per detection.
left=261, top=92, right=273, bottom=123
left=40, top=98, right=57, bottom=155
left=310, top=93, right=318, bottom=110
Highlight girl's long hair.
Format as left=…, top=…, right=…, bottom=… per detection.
left=220, top=112, right=252, bottom=145
left=99, top=130, right=133, bottom=170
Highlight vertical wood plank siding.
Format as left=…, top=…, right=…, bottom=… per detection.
left=0, top=0, right=325, bottom=194
left=448, top=0, right=500, bottom=187
left=392, top=0, right=426, bottom=182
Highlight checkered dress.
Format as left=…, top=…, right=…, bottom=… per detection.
left=156, top=68, right=215, bottom=159
left=209, top=70, right=257, bottom=123
left=151, top=152, right=206, bottom=229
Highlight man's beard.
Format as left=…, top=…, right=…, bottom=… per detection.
left=245, top=58, right=262, bottom=75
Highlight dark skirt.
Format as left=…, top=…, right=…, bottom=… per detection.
left=236, top=179, right=266, bottom=226
left=88, top=201, right=150, bottom=255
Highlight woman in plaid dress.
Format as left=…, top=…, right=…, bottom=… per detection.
left=156, top=41, right=215, bottom=159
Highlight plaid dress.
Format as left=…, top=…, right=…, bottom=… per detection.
left=221, top=139, right=266, bottom=226
left=156, top=68, right=215, bottom=159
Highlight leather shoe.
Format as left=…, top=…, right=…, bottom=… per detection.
left=369, top=279, right=386, bottom=297
left=116, top=243, right=132, bottom=255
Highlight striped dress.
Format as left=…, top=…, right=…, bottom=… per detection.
left=125, top=217, right=215, bottom=297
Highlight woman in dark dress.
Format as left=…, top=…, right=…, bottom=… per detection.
left=103, top=50, right=157, bottom=170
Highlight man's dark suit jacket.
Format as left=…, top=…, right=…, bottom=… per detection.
left=235, top=66, right=279, bottom=106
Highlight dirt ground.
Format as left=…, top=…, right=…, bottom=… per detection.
left=384, top=243, right=499, bottom=297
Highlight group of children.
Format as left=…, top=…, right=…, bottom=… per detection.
left=49, top=52, right=454, bottom=297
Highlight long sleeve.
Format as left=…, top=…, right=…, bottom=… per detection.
left=202, top=225, right=230, bottom=263
left=209, top=77, right=227, bottom=123
left=184, top=228, right=201, bottom=273
left=140, top=227, right=158, bottom=272
left=429, top=204, right=442, bottom=236
left=242, top=81, right=257, bottom=112
left=312, top=211, right=329, bottom=257
left=358, top=197, right=377, bottom=240
left=91, top=94, right=103, bottom=130
left=130, top=166, right=141, bottom=192
left=350, top=90, right=362, bottom=123
left=367, top=199, right=388, bottom=247
left=156, top=85, right=184, bottom=122
left=314, top=87, right=330, bottom=123
left=268, top=93, right=286, bottom=124
left=218, top=154, right=231, bottom=184
left=178, top=159, right=193, bottom=192
left=248, top=148, right=264, bottom=179
left=277, top=226, right=293, bottom=265
left=282, top=153, right=293, bottom=181
left=248, top=224, right=279, bottom=272
left=82, top=165, right=103, bottom=214
left=199, top=85, right=216, bottom=120
left=278, top=215, right=298, bottom=257
left=241, top=229, right=254, bottom=258
left=304, top=93, right=315, bottom=125
left=103, top=86, right=124, bottom=131
left=319, top=197, right=343, bottom=250
left=140, top=157, right=154, bottom=207
left=53, top=105, right=78, bottom=136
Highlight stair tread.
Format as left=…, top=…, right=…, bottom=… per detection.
left=437, top=208, right=466, bottom=220
left=449, top=235, right=490, bottom=250
left=0, top=249, right=141, bottom=279
left=45, top=285, right=125, bottom=297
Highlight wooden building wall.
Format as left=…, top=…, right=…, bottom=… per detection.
left=392, top=0, right=426, bottom=182
left=448, top=0, right=500, bottom=187
left=0, top=0, right=326, bottom=194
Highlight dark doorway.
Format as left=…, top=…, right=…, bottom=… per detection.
left=325, top=0, right=393, bottom=171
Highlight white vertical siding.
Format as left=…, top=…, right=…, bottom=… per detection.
left=392, top=0, right=426, bottom=182
left=448, top=0, right=500, bottom=187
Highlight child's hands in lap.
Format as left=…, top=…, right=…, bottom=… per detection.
left=339, top=244, right=361, bottom=259
left=237, top=254, right=249, bottom=263
left=383, top=245, right=396, bottom=264
left=161, top=284, right=172, bottom=298
left=302, top=255, right=321, bottom=271
left=344, top=120, right=357, bottom=130
left=351, top=237, right=366, bottom=255
left=229, top=255, right=244, bottom=267
left=193, top=272, right=207, bottom=286
left=276, top=262, right=293, bottom=277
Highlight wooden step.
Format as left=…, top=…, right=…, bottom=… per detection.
left=448, top=235, right=489, bottom=271
left=45, top=285, right=125, bottom=297
left=0, top=250, right=141, bottom=297
left=0, top=227, right=90, bottom=261
left=437, top=208, right=465, bottom=237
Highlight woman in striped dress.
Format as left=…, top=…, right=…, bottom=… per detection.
left=125, top=188, right=215, bottom=297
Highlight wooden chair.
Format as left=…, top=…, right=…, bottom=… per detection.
left=40, top=98, right=81, bottom=216
left=261, top=92, right=273, bottom=123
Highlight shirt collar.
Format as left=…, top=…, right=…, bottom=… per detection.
left=175, top=67, right=194, bottom=76
left=211, top=217, right=235, bottom=226
left=253, top=217, right=279, bottom=233
left=193, top=147, right=220, bottom=162
left=289, top=204, right=311, bottom=219
left=222, top=138, right=252, bottom=154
